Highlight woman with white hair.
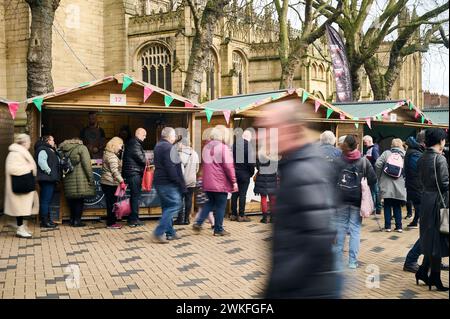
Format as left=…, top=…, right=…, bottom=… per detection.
left=319, top=130, right=341, bottom=160
left=4, top=134, right=39, bottom=238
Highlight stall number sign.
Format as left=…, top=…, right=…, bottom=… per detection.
left=390, top=113, right=398, bottom=122
left=110, top=94, right=126, bottom=106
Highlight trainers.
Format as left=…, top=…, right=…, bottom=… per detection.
left=16, top=225, right=32, bottom=238
left=403, top=263, right=419, bottom=273
left=348, top=262, right=359, bottom=269
left=151, top=234, right=169, bottom=244
left=238, top=216, right=251, bottom=222
left=192, top=224, right=202, bottom=233
left=384, top=228, right=392, bottom=232
left=407, top=222, right=418, bottom=229
left=128, top=220, right=143, bottom=227
left=395, top=228, right=403, bottom=233
left=107, top=223, right=122, bottom=229
left=230, top=215, right=238, bottom=221
left=214, top=230, right=231, bottom=236
left=166, top=233, right=182, bottom=241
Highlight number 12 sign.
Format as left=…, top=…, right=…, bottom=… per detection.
left=110, top=94, right=127, bottom=106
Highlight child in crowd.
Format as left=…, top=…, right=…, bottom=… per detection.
left=194, top=167, right=215, bottom=228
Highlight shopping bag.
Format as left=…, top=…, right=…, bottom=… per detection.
left=114, top=184, right=127, bottom=197
left=113, top=197, right=131, bottom=219
left=142, top=165, right=154, bottom=192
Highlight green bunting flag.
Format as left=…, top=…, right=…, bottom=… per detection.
left=409, top=101, right=413, bottom=110
left=354, top=117, right=359, bottom=129
left=78, top=81, right=91, bottom=88
left=33, top=97, right=43, bottom=112
left=302, top=91, right=309, bottom=103
left=326, top=108, right=333, bottom=119
left=205, top=109, right=214, bottom=123
left=421, top=116, right=425, bottom=124
left=164, top=95, right=174, bottom=107
left=122, top=75, right=133, bottom=92
left=376, top=114, right=383, bottom=121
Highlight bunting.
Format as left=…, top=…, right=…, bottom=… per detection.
left=184, top=101, right=194, bottom=108
left=302, top=91, right=309, bottom=103
left=366, top=118, right=372, bottom=129
left=33, top=97, right=43, bottom=112
left=223, top=110, right=231, bottom=124
left=7, top=102, right=19, bottom=120
left=314, top=100, right=321, bottom=113
left=164, top=95, right=174, bottom=107
left=205, top=109, right=214, bottom=123
left=340, top=113, right=346, bottom=120
left=326, top=108, right=333, bottom=119
left=354, top=117, right=359, bottom=129
left=143, top=87, right=154, bottom=102
left=122, top=75, right=133, bottom=92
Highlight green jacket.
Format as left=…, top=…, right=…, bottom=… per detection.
left=59, top=139, right=95, bottom=199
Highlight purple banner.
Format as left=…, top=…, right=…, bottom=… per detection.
left=326, top=24, right=353, bottom=102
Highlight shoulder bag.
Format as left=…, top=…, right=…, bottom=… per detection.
left=434, top=155, right=449, bottom=235
left=11, top=171, right=36, bottom=194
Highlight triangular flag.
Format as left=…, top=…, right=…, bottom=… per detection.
left=7, top=102, right=19, bottom=120
left=366, top=118, right=372, bottom=129
left=421, top=116, right=425, bottom=124
left=78, top=81, right=90, bottom=88
left=184, top=101, right=194, bottom=108
left=354, top=117, right=359, bottom=129
left=302, top=91, right=309, bottom=103
left=164, top=95, right=174, bottom=107
left=326, top=108, right=333, bottom=119
left=314, top=100, right=321, bottom=112
left=288, top=88, right=295, bottom=95
left=122, top=75, right=133, bottom=92
left=205, top=109, right=214, bottom=123
left=408, top=101, right=413, bottom=110
left=223, top=110, right=231, bottom=124
left=414, top=110, right=419, bottom=119
left=340, top=113, right=346, bottom=120
left=376, top=114, right=383, bottom=121
left=33, top=97, right=43, bottom=112
left=143, top=87, right=153, bottom=102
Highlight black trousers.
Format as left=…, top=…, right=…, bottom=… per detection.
left=126, top=175, right=142, bottom=222
left=231, top=180, right=250, bottom=217
left=176, top=187, right=194, bottom=223
left=101, top=184, right=118, bottom=226
left=67, top=198, right=85, bottom=223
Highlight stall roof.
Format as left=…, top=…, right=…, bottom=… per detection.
left=423, top=108, right=449, bottom=126
left=333, top=100, right=407, bottom=118
left=24, top=73, right=201, bottom=108
left=202, top=89, right=353, bottom=118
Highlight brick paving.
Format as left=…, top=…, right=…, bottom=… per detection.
left=0, top=214, right=448, bottom=299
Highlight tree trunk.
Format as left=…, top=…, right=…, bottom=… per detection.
left=26, top=0, right=60, bottom=98
left=182, top=0, right=231, bottom=101
left=364, top=57, right=389, bottom=100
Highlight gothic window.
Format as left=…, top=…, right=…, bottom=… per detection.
left=318, top=65, right=325, bottom=80
left=312, top=63, right=318, bottom=79
left=140, top=43, right=172, bottom=91
left=232, top=51, right=246, bottom=95
left=205, top=50, right=218, bottom=100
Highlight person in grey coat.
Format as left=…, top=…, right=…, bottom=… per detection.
left=375, top=138, right=407, bottom=232
left=415, top=128, right=449, bottom=292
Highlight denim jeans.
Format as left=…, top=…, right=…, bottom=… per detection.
left=372, top=183, right=382, bottom=212
left=334, top=205, right=362, bottom=267
left=231, top=180, right=250, bottom=217
left=126, top=175, right=142, bottom=222
left=405, top=238, right=421, bottom=266
left=196, top=192, right=228, bottom=233
left=154, top=184, right=182, bottom=237
left=38, top=181, right=56, bottom=223
left=383, top=198, right=403, bottom=229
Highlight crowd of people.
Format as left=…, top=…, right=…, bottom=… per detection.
left=2, top=108, right=449, bottom=297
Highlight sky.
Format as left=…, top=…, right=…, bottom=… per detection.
left=422, top=47, right=449, bottom=95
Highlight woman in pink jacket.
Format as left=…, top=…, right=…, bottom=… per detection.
left=193, top=125, right=238, bottom=236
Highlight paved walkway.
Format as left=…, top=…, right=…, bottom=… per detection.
left=0, top=214, right=448, bottom=299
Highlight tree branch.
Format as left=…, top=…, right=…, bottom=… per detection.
left=439, top=25, right=449, bottom=48
left=186, top=0, right=201, bottom=31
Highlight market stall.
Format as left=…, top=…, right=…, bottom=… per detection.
left=25, top=73, right=201, bottom=221
left=0, top=98, right=16, bottom=213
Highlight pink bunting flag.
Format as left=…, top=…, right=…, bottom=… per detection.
left=287, top=88, right=295, bottom=95
left=314, top=100, right=321, bottom=113
left=223, top=110, right=231, bottom=124
left=340, top=113, right=346, bottom=120
left=414, top=110, right=420, bottom=119
left=143, top=87, right=154, bottom=102
left=184, top=101, right=194, bottom=108
left=7, top=102, right=19, bottom=120
left=366, top=117, right=372, bottom=129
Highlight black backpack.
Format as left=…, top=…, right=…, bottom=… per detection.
left=337, top=159, right=364, bottom=203
left=59, top=147, right=79, bottom=178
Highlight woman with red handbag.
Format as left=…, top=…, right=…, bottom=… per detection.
left=100, top=137, right=127, bottom=229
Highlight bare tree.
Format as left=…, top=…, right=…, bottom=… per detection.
left=316, top=0, right=449, bottom=100
left=25, top=0, right=61, bottom=98
left=182, top=0, right=232, bottom=101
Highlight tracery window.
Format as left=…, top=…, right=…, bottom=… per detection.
left=140, top=43, right=172, bottom=91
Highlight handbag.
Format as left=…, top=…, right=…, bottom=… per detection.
left=360, top=158, right=374, bottom=218
left=11, top=171, right=36, bottom=194
left=113, top=196, right=131, bottom=220
left=141, top=164, right=154, bottom=192
left=434, top=155, right=449, bottom=235
left=114, top=184, right=127, bottom=197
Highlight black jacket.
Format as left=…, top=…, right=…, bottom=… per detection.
left=404, top=137, right=424, bottom=201
left=418, top=148, right=449, bottom=258
left=122, top=137, right=146, bottom=178
left=254, top=156, right=278, bottom=196
left=333, top=155, right=377, bottom=206
left=265, top=144, right=339, bottom=298
left=232, top=138, right=256, bottom=182
left=34, top=140, right=61, bottom=183
left=153, top=139, right=186, bottom=193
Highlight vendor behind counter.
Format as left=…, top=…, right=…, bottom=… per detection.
left=80, top=112, right=106, bottom=159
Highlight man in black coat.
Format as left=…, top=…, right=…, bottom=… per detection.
left=123, top=128, right=147, bottom=227
left=255, top=103, right=340, bottom=298
left=231, top=130, right=256, bottom=222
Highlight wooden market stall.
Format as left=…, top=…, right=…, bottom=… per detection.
left=200, top=89, right=354, bottom=214
left=25, top=73, right=201, bottom=222
left=0, top=98, right=15, bottom=213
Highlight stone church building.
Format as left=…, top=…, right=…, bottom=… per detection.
left=0, top=0, right=423, bottom=129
